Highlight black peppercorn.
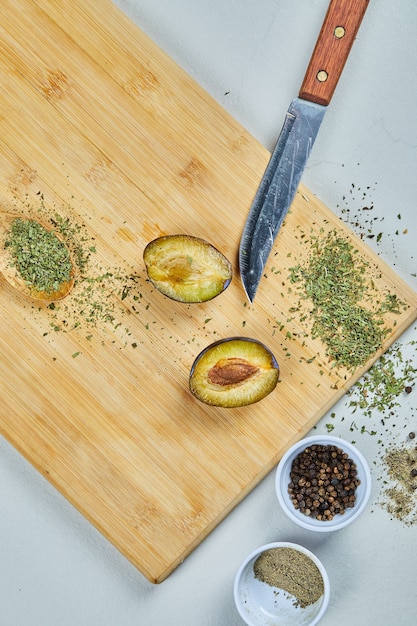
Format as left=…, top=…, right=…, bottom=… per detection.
left=288, top=444, right=361, bottom=520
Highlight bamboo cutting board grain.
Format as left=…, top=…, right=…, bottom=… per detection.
left=1, top=0, right=416, bottom=582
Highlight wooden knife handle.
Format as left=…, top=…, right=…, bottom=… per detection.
left=299, top=0, right=370, bottom=106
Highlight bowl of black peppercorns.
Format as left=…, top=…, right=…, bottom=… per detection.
left=275, top=435, right=371, bottom=531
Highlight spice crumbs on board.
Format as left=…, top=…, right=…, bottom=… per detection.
left=288, top=229, right=407, bottom=372
left=2, top=194, right=146, bottom=347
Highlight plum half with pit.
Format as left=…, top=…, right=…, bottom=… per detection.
left=189, top=337, right=279, bottom=407
left=143, top=234, right=232, bottom=303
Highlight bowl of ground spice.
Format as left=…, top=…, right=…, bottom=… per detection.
left=234, top=541, right=330, bottom=626
left=275, top=435, right=371, bottom=531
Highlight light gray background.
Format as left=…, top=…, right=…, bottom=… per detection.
left=1, top=1, right=416, bottom=624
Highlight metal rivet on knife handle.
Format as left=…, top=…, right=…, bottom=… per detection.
left=334, top=26, right=346, bottom=38
left=317, top=70, right=329, bottom=82
left=299, top=0, right=370, bottom=107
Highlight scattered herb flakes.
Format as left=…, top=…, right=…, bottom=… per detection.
left=337, top=182, right=383, bottom=242
left=121, top=284, right=130, bottom=300
left=5, top=195, right=148, bottom=347
left=321, top=340, right=416, bottom=444
left=288, top=229, right=407, bottom=371
left=50, top=212, right=91, bottom=274
left=347, top=343, right=416, bottom=419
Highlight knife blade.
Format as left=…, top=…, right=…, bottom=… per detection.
left=239, top=0, right=370, bottom=302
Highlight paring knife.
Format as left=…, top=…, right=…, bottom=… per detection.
left=239, top=0, right=370, bottom=302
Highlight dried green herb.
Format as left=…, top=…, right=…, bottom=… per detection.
left=289, top=230, right=405, bottom=371
left=348, top=344, right=416, bottom=418
left=50, top=213, right=90, bottom=274
left=5, top=218, right=72, bottom=294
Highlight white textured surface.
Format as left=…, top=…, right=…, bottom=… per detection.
left=1, top=1, right=416, bottom=624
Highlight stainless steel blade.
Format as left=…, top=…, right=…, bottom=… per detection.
left=239, top=98, right=326, bottom=302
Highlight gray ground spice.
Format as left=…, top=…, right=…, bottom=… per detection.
left=379, top=442, right=417, bottom=525
left=253, top=547, right=324, bottom=609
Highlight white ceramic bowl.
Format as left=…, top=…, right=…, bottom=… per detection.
left=234, top=541, right=330, bottom=626
left=275, top=435, right=371, bottom=532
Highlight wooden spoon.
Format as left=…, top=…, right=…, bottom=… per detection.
left=0, top=212, right=75, bottom=301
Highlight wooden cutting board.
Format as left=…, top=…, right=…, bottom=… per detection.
left=1, top=0, right=416, bottom=583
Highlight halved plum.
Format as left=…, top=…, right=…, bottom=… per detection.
left=143, top=234, right=232, bottom=303
left=189, top=337, right=279, bottom=407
